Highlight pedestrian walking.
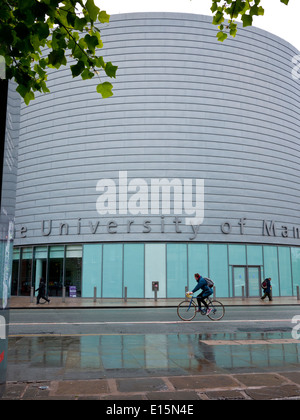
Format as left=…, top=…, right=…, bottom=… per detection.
left=261, top=277, right=272, bottom=301
left=35, top=278, right=50, bottom=304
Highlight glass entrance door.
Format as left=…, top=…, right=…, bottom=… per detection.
left=233, top=266, right=261, bottom=297
left=247, top=266, right=261, bottom=297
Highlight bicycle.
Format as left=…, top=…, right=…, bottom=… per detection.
left=177, top=294, right=225, bottom=321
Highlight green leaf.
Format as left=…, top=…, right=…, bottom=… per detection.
left=85, top=0, right=100, bottom=22
left=217, top=31, right=228, bottom=42
left=16, top=84, right=29, bottom=99
left=70, top=60, right=85, bottom=77
left=24, top=90, right=35, bottom=105
left=105, top=62, right=118, bottom=78
left=48, top=49, right=67, bottom=69
left=84, top=34, right=99, bottom=53
left=98, top=10, right=110, bottom=24
left=280, top=0, right=289, bottom=5
left=241, top=14, right=253, bottom=27
left=96, top=82, right=113, bottom=98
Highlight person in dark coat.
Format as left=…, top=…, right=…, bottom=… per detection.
left=191, top=273, right=213, bottom=315
left=261, top=277, right=272, bottom=301
left=35, top=278, right=50, bottom=304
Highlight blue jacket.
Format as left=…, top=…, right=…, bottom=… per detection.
left=264, top=278, right=272, bottom=293
left=192, top=276, right=213, bottom=296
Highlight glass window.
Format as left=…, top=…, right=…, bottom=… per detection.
left=247, top=245, right=263, bottom=266
left=65, top=246, right=82, bottom=297
left=124, top=244, right=144, bottom=298
left=233, top=266, right=246, bottom=297
left=102, top=244, right=123, bottom=298
left=33, top=246, right=48, bottom=295
left=291, top=247, right=300, bottom=296
left=188, top=244, right=208, bottom=291
left=19, top=247, right=33, bottom=296
left=209, top=244, right=229, bottom=297
left=278, top=247, right=292, bottom=296
left=167, top=244, right=187, bottom=298
left=48, top=246, right=64, bottom=297
left=263, top=246, right=279, bottom=296
left=11, top=249, right=20, bottom=296
left=82, top=244, right=102, bottom=298
left=145, top=244, right=166, bottom=298
left=228, top=245, right=246, bottom=266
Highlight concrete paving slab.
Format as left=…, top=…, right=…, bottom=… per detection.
left=280, top=372, right=300, bottom=385
left=233, top=373, right=287, bottom=388
left=54, top=379, right=109, bottom=396
left=116, top=378, right=168, bottom=393
left=245, top=385, right=300, bottom=400
left=168, top=374, right=240, bottom=391
left=146, top=391, right=201, bottom=400
left=205, top=390, right=247, bottom=400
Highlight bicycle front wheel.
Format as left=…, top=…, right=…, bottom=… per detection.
left=207, top=300, right=225, bottom=321
left=177, top=300, right=197, bottom=321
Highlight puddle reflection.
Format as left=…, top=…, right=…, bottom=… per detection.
left=7, top=332, right=300, bottom=381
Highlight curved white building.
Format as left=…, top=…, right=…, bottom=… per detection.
left=9, top=13, right=300, bottom=300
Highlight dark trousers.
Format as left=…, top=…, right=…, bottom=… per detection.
left=197, top=292, right=210, bottom=309
left=37, top=294, right=50, bottom=304
left=261, top=292, right=272, bottom=301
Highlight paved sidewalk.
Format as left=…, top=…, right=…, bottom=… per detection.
left=1, top=371, right=300, bottom=400
left=9, top=296, right=300, bottom=309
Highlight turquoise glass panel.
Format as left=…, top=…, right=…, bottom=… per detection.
left=291, top=248, right=300, bottom=296
left=263, top=246, right=279, bottom=296
left=228, top=245, right=246, bottom=266
left=102, top=244, right=123, bottom=298
left=167, top=244, right=187, bottom=298
left=187, top=244, right=208, bottom=291
left=124, top=244, right=144, bottom=298
left=208, top=244, right=229, bottom=297
left=34, top=246, right=48, bottom=259
left=49, top=246, right=64, bottom=259
left=22, top=247, right=33, bottom=260
left=247, top=245, right=263, bottom=266
left=145, top=244, right=166, bottom=298
left=82, top=244, right=102, bottom=297
left=278, top=247, right=292, bottom=296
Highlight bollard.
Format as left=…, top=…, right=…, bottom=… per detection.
left=30, top=287, right=34, bottom=303
left=242, top=286, right=245, bottom=301
left=185, top=286, right=188, bottom=301
left=297, top=285, right=300, bottom=301
left=154, top=289, right=158, bottom=302
left=124, top=286, right=127, bottom=302
left=94, top=287, right=97, bottom=303
left=62, top=286, right=66, bottom=303
left=213, top=286, right=216, bottom=299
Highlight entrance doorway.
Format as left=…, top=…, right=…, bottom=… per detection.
left=232, top=266, right=261, bottom=298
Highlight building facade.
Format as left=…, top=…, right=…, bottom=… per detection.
left=10, top=13, right=300, bottom=300
left=1, top=80, right=20, bottom=391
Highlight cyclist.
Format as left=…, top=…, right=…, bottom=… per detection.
left=190, top=273, right=213, bottom=315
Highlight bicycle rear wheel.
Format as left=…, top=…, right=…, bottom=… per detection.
left=207, top=300, right=225, bottom=321
left=177, top=300, right=197, bottom=321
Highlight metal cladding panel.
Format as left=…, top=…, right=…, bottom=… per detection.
left=14, top=13, right=300, bottom=246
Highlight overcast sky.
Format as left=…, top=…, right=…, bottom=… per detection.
left=95, top=0, right=300, bottom=51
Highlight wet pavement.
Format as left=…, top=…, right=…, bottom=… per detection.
left=1, top=304, right=300, bottom=400
left=2, top=331, right=300, bottom=400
